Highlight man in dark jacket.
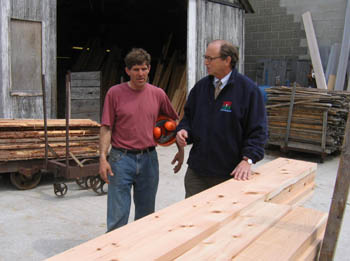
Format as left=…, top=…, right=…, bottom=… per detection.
left=176, top=40, right=267, bottom=198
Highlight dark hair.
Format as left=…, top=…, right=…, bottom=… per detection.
left=220, top=42, right=239, bottom=68
left=124, top=48, right=151, bottom=69
left=210, top=40, right=239, bottom=68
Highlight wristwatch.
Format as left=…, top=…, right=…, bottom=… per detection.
left=243, top=156, right=253, bottom=165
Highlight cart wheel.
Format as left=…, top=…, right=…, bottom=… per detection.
left=54, top=183, right=68, bottom=197
left=10, top=172, right=42, bottom=190
left=90, top=176, right=107, bottom=195
left=75, top=177, right=88, bottom=189
left=85, top=176, right=94, bottom=189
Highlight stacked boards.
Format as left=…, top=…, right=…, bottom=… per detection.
left=0, top=119, right=100, bottom=162
left=46, top=157, right=326, bottom=261
left=266, top=86, right=350, bottom=155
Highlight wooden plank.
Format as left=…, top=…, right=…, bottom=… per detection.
left=71, top=79, right=101, bottom=87
left=327, top=74, right=336, bottom=90
left=0, top=130, right=99, bottom=139
left=325, top=43, right=340, bottom=84
left=45, top=158, right=316, bottom=261
left=0, top=119, right=100, bottom=128
left=71, top=71, right=100, bottom=80
left=297, top=232, right=324, bottom=261
left=70, top=87, right=100, bottom=100
left=175, top=202, right=291, bottom=260
left=335, top=0, right=350, bottom=91
left=268, top=171, right=315, bottom=205
left=319, top=112, right=350, bottom=260
left=71, top=99, right=100, bottom=114
left=233, top=207, right=327, bottom=261
left=302, top=11, right=327, bottom=90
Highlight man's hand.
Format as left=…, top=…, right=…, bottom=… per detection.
left=171, top=149, right=184, bottom=173
left=176, top=129, right=188, bottom=147
left=230, top=160, right=252, bottom=181
left=99, top=157, right=114, bottom=184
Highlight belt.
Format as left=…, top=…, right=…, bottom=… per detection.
left=114, top=146, right=155, bottom=155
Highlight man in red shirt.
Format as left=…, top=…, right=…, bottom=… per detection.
left=99, top=48, right=184, bottom=231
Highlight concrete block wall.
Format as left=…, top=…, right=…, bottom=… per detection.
left=244, top=0, right=347, bottom=84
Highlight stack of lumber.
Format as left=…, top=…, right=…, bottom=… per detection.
left=70, top=36, right=187, bottom=119
left=0, top=119, right=100, bottom=162
left=46, top=157, right=326, bottom=261
left=266, top=86, right=350, bottom=154
left=152, top=35, right=187, bottom=119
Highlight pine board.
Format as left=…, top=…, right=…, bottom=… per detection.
left=175, top=202, right=291, bottom=260
left=46, top=158, right=317, bottom=261
left=233, top=207, right=327, bottom=261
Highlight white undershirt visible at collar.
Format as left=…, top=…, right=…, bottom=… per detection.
left=214, top=70, right=232, bottom=90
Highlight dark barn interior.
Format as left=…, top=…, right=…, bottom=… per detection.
left=56, top=0, right=188, bottom=118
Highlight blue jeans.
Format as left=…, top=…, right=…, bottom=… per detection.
left=107, top=147, right=159, bottom=232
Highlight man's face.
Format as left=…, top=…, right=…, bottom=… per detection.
left=125, top=62, right=150, bottom=89
left=204, top=43, right=230, bottom=78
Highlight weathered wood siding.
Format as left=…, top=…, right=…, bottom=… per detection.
left=0, top=0, right=56, bottom=119
left=196, top=0, right=245, bottom=81
left=70, top=72, right=101, bottom=123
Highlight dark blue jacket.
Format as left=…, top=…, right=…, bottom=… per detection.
left=178, top=69, right=267, bottom=177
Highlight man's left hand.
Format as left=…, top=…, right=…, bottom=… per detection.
left=171, top=150, right=184, bottom=174
left=230, top=160, right=252, bottom=180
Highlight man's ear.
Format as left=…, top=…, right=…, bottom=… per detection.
left=125, top=67, right=130, bottom=76
left=225, top=56, right=232, bottom=66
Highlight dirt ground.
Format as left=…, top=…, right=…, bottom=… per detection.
left=0, top=145, right=349, bottom=261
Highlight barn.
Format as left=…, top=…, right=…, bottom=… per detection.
left=0, top=0, right=253, bottom=121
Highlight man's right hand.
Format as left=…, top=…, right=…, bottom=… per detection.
left=176, top=129, right=188, bottom=147
left=99, top=157, right=114, bottom=184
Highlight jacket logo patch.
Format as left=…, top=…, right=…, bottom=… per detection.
left=220, top=101, right=232, bottom=112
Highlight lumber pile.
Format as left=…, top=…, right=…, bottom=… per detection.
left=266, top=86, right=350, bottom=154
left=152, top=35, right=187, bottom=119
left=46, top=157, right=326, bottom=261
left=0, top=119, right=100, bottom=162
left=70, top=36, right=187, bottom=119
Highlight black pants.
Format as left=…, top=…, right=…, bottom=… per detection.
left=184, top=168, right=232, bottom=198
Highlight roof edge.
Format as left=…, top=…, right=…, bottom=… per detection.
left=239, top=0, right=255, bottom=13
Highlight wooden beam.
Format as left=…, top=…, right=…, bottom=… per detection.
left=302, top=11, right=327, bottom=90
left=335, top=1, right=350, bottom=91
left=233, top=207, right=327, bottom=260
left=45, top=158, right=317, bottom=261
left=175, top=202, right=291, bottom=260
left=319, top=112, right=350, bottom=260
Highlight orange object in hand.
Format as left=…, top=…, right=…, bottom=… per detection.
left=164, top=120, right=176, bottom=131
left=153, top=127, right=162, bottom=139
left=154, top=115, right=177, bottom=146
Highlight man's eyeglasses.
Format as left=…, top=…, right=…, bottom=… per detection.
left=203, top=55, right=222, bottom=62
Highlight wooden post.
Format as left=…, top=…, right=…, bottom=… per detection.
left=284, top=82, right=296, bottom=149
left=319, top=112, right=350, bottom=260
left=302, top=11, right=327, bottom=90
left=335, top=0, right=350, bottom=91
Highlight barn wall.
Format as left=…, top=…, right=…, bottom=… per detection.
left=0, top=1, right=10, bottom=118
left=195, top=0, right=245, bottom=81
left=0, top=0, right=56, bottom=119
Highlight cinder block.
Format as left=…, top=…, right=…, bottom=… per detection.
left=257, top=24, right=272, bottom=32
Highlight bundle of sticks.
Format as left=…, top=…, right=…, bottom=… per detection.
left=265, top=86, right=350, bottom=154
left=0, top=119, right=100, bottom=162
